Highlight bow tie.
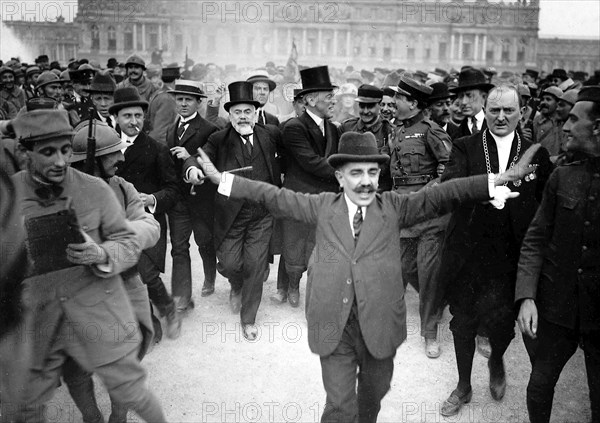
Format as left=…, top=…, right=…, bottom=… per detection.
left=35, top=184, right=64, bottom=201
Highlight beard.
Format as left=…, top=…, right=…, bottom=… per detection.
left=232, top=120, right=254, bottom=136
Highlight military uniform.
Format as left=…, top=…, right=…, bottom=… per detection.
left=390, top=76, right=451, bottom=343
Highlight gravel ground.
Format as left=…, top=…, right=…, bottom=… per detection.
left=51, top=246, right=591, bottom=423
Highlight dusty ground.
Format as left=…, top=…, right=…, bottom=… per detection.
left=52, top=246, right=591, bottom=423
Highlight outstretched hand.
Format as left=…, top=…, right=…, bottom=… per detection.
left=195, top=148, right=222, bottom=185
left=496, top=144, right=541, bottom=185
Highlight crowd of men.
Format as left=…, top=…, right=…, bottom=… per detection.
left=0, top=50, right=599, bottom=423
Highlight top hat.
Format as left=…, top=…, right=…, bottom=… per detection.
left=551, top=69, right=568, bottom=81
left=13, top=109, right=74, bottom=144
left=247, top=70, right=276, bottom=91
left=427, top=82, right=455, bottom=104
left=125, top=54, right=146, bottom=70
left=298, top=66, right=338, bottom=96
left=223, top=81, right=260, bottom=112
left=576, top=86, right=600, bottom=104
left=84, top=71, right=117, bottom=94
left=392, top=75, right=433, bottom=105
left=108, top=87, right=149, bottom=115
left=450, top=68, right=495, bottom=93
left=168, top=80, right=207, bottom=98
left=355, top=84, right=383, bottom=103
left=327, top=132, right=389, bottom=168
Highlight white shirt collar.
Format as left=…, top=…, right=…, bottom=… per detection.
left=306, top=109, right=324, bottom=129
left=343, top=193, right=367, bottom=238
left=179, top=112, right=197, bottom=124
left=489, top=131, right=515, bottom=173
left=121, top=132, right=139, bottom=144
left=470, top=109, right=485, bottom=130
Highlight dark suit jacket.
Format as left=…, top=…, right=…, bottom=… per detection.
left=227, top=174, right=491, bottom=358
left=258, top=109, right=280, bottom=126
left=166, top=113, right=219, bottom=206
left=116, top=131, right=180, bottom=270
left=282, top=111, right=340, bottom=194
left=183, top=123, right=280, bottom=247
left=447, top=118, right=488, bottom=141
left=438, top=130, right=553, bottom=294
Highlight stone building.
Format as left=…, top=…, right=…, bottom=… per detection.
left=538, top=37, right=600, bottom=75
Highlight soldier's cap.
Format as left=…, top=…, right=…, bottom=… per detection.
left=109, top=87, right=149, bottom=115
left=0, top=66, right=15, bottom=77
left=168, top=80, right=207, bottom=98
left=427, top=82, right=455, bottom=104
left=35, top=71, right=66, bottom=90
left=541, top=86, right=563, bottom=100
left=84, top=71, right=117, bottom=94
left=71, top=120, right=128, bottom=162
left=482, top=66, right=497, bottom=77
left=523, top=68, right=539, bottom=79
left=337, top=83, right=358, bottom=97
left=25, top=98, right=58, bottom=112
left=576, top=85, right=600, bottom=104
left=517, top=83, right=531, bottom=98
left=13, top=109, right=74, bottom=144
left=559, top=89, right=580, bottom=106
left=374, top=67, right=387, bottom=74
left=328, top=132, right=389, bottom=168
left=247, top=69, right=276, bottom=91
left=551, top=68, right=568, bottom=81
left=25, top=66, right=42, bottom=77
left=14, top=68, right=24, bottom=78
left=60, top=70, right=71, bottom=82
left=391, top=75, right=433, bottom=105
left=355, top=84, right=383, bottom=103
left=125, top=54, right=146, bottom=69
left=381, top=87, right=396, bottom=98
left=426, top=73, right=444, bottom=83
left=414, top=70, right=428, bottom=79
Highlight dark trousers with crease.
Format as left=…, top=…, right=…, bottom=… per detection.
left=216, top=206, right=273, bottom=325
left=320, top=308, right=394, bottom=423
left=169, top=200, right=217, bottom=301
left=279, top=218, right=316, bottom=291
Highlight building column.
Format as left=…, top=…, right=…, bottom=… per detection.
left=458, top=33, right=463, bottom=60
left=511, top=37, right=518, bottom=64
left=346, top=31, right=351, bottom=59
left=302, top=28, right=307, bottom=56
left=158, top=23, right=163, bottom=49
left=482, top=34, right=487, bottom=61
left=333, top=30, right=338, bottom=57
left=450, top=34, right=455, bottom=60
left=166, top=22, right=171, bottom=52
left=133, top=25, right=138, bottom=51
left=318, top=29, right=322, bottom=56
left=141, top=23, right=146, bottom=51
left=474, top=34, right=479, bottom=63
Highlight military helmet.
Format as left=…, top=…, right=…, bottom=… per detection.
left=70, top=120, right=128, bottom=162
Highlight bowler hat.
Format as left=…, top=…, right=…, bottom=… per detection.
left=355, top=84, right=383, bottom=103
left=551, top=69, right=568, bottom=81
left=576, top=85, right=600, bottom=104
left=392, top=75, right=433, bottom=105
left=328, top=132, right=389, bottom=168
left=168, top=80, right=207, bottom=98
left=125, top=54, right=146, bottom=70
left=450, top=68, right=494, bottom=93
left=223, top=81, right=260, bottom=112
left=108, top=87, right=149, bottom=115
left=427, top=82, right=455, bottom=104
left=298, top=66, right=338, bottom=96
left=84, top=71, right=117, bottom=94
left=247, top=70, right=276, bottom=91
left=13, top=109, right=74, bottom=144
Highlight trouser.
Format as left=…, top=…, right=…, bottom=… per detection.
left=400, top=230, right=445, bottom=339
left=526, top=318, right=600, bottom=423
left=280, top=218, right=316, bottom=291
left=169, top=200, right=217, bottom=301
left=320, top=309, right=394, bottom=423
left=138, top=250, right=173, bottom=317
left=216, top=208, right=273, bottom=325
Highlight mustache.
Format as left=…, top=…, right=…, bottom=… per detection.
left=354, top=185, right=376, bottom=193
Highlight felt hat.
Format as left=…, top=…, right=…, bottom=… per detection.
left=427, top=82, right=455, bottom=104
left=108, top=87, right=149, bottom=115
left=576, top=85, right=600, bottom=103
left=13, top=109, right=74, bottom=144
left=84, top=71, right=117, bottom=94
left=328, top=132, right=389, bottom=167
left=450, top=68, right=495, bottom=93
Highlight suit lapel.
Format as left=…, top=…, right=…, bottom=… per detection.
left=253, top=127, right=275, bottom=182
left=123, top=132, right=147, bottom=169
left=301, top=113, right=326, bottom=156
left=354, top=199, right=386, bottom=258
left=178, top=115, right=198, bottom=147
left=327, top=198, right=355, bottom=255
left=228, top=129, right=245, bottom=169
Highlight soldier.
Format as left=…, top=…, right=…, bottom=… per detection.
left=68, top=64, right=96, bottom=125
left=146, top=64, right=180, bottom=144
left=2, top=109, right=166, bottom=422
left=24, top=66, right=41, bottom=99
left=117, top=55, right=158, bottom=103
left=390, top=75, right=451, bottom=358
left=426, top=82, right=456, bottom=138
left=0, top=66, right=26, bottom=119
left=533, top=86, right=564, bottom=160
left=34, top=71, right=65, bottom=102
left=379, top=86, right=399, bottom=127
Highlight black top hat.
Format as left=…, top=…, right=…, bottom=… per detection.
left=108, top=87, right=149, bottom=115
left=168, top=80, right=207, bottom=98
left=427, top=82, right=455, bottom=104
left=450, top=68, right=494, bottom=93
left=84, top=71, right=117, bottom=94
left=551, top=69, right=568, bottom=81
left=328, top=132, right=389, bottom=168
left=224, top=81, right=260, bottom=112
left=298, top=66, right=338, bottom=96
left=355, top=84, right=383, bottom=103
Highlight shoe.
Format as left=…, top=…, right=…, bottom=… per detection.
left=425, top=338, right=441, bottom=359
left=440, top=388, right=473, bottom=417
left=201, top=280, right=215, bottom=297
left=152, top=314, right=163, bottom=345
left=165, top=308, right=182, bottom=340
left=230, top=289, right=242, bottom=314
left=477, top=335, right=492, bottom=358
left=242, top=323, right=258, bottom=341
left=269, top=289, right=288, bottom=304
left=174, top=296, right=195, bottom=315
left=488, top=359, right=506, bottom=401
left=288, top=289, right=300, bottom=308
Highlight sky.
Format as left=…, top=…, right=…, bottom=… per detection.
left=538, top=0, right=600, bottom=38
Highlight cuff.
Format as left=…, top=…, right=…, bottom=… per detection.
left=217, top=172, right=234, bottom=197
left=488, top=173, right=496, bottom=198
left=148, top=194, right=157, bottom=214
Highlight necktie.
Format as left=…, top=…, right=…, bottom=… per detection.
left=177, top=121, right=187, bottom=139
left=241, top=134, right=253, bottom=156
left=106, top=117, right=113, bottom=128
left=353, top=207, right=363, bottom=243
left=471, top=116, right=479, bottom=135
left=259, top=110, right=266, bottom=125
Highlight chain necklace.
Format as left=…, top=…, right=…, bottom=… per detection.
left=482, top=129, right=522, bottom=187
